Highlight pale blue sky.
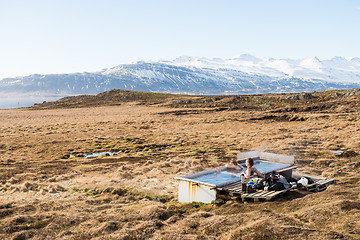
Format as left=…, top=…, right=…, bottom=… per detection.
left=0, top=0, right=359, bottom=79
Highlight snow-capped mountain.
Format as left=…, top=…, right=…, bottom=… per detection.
left=1, top=55, right=360, bottom=99
left=164, top=54, right=360, bottom=84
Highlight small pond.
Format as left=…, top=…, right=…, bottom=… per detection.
left=70, top=151, right=122, bottom=159
left=330, top=150, right=344, bottom=154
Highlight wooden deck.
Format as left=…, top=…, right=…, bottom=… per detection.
left=217, top=180, right=290, bottom=201
left=217, top=180, right=242, bottom=194
left=241, top=189, right=289, bottom=202
left=301, top=179, right=336, bottom=192
left=217, top=177, right=336, bottom=202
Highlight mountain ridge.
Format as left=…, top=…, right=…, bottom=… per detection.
left=1, top=55, right=360, bottom=100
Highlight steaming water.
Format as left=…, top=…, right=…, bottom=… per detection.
left=253, top=160, right=290, bottom=174
left=190, top=160, right=291, bottom=186
left=192, top=171, right=241, bottom=186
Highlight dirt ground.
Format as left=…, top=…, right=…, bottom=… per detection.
left=0, top=90, right=360, bottom=239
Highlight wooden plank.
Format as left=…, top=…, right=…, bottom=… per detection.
left=254, top=191, right=275, bottom=197
left=301, top=178, right=336, bottom=192
left=223, top=186, right=242, bottom=191
left=224, top=185, right=241, bottom=190
left=268, top=189, right=288, bottom=196
left=242, top=189, right=287, bottom=198
left=223, top=181, right=241, bottom=188
left=318, top=179, right=336, bottom=185
left=264, top=192, right=280, bottom=198
left=257, top=190, right=280, bottom=197
left=292, top=171, right=326, bottom=181
left=227, top=188, right=241, bottom=192
left=219, top=181, right=242, bottom=191
left=242, top=192, right=256, bottom=197
left=227, top=190, right=241, bottom=194
left=265, top=190, right=286, bottom=197
left=243, top=191, right=265, bottom=197
left=241, top=189, right=289, bottom=201
left=261, top=191, right=278, bottom=197
left=276, top=165, right=297, bottom=173
left=225, top=184, right=242, bottom=190
left=305, top=182, right=317, bottom=187
left=302, top=178, right=336, bottom=191
left=227, top=183, right=242, bottom=187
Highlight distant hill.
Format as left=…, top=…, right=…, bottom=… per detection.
left=29, top=90, right=183, bottom=109
left=28, top=88, right=360, bottom=113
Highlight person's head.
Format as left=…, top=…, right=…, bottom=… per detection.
left=246, top=158, right=254, bottom=167
left=231, top=159, right=238, bottom=166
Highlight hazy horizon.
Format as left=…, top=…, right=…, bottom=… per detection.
left=0, top=93, right=66, bottom=109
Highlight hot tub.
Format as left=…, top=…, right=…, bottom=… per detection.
left=175, top=151, right=294, bottom=203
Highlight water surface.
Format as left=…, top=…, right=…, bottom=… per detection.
left=189, top=160, right=291, bottom=186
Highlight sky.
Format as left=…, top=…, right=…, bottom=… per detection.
left=0, top=0, right=360, bottom=80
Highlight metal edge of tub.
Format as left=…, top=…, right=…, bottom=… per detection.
left=237, top=151, right=295, bottom=165
left=174, top=166, right=243, bottom=188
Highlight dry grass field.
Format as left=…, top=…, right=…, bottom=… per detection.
left=1, top=89, right=360, bottom=239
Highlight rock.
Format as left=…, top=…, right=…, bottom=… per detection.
left=185, top=219, right=200, bottom=229
left=111, top=188, right=127, bottom=196
left=7, top=177, right=20, bottom=184
left=217, top=194, right=231, bottom=200
left=95, top=221, right=119, bottom=234
left=137, top=205, right=172, bottom=221
left=11, top=187, right=20, bottom=193
left=329, top=163, right=337, bottom=168
left=119, top=172, right=133, bottom=179
left=23, top=181, right=38, bottom=191
left=339, top=150, right=359, bottom=158
left=49, top=188, right=58, bottom=194
left=288, top=115, right=306, bottom=121
left=48, top=177, right=57, bottom=182
left=291, top=93, right=313, bottom=100
left=334, top=92, right=344, bottom=97
left=39, top=189, right=48, bottom=195
left=56, top=185, right=65, bottom=192
left=213, top=198, right=226, bottom=206
left=119, top=165, right=129, bottom=170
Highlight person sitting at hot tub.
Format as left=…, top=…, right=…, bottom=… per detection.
left=241, top=158, right=263, bottom=179
left=225, top=159, right=244, bottom=171
left=215, top=159, right=243, bottom=174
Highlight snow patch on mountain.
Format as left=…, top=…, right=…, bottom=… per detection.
left=162, top=54, right=360, bottom=83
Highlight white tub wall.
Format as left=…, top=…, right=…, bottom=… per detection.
left=178, top=180, right=217, bottom=203
left=237, top=151, right=294, bottom=165
left=237, top=151, right=259, bottom=160
left=175, top=166, right=227, bottom=184
left=259, top=152, right=294, bottom=164
left=180, top=168, right=217, bottom=179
